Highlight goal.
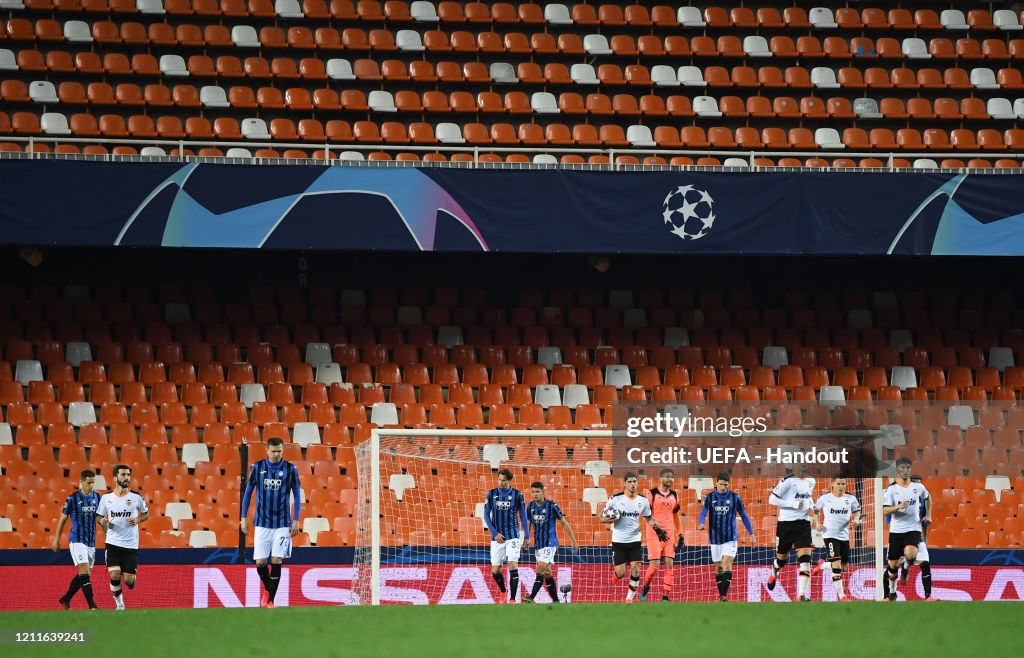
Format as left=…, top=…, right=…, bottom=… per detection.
left=353, top=429, right=883, bottom=605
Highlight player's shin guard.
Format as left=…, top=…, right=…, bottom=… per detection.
left=492, top=570, right=506, bottom=593
left=508, top=569, right=519, bottom=601
left=110, top=578, right=122, bottom=601
left=628, top=575, right=640, bottom=592
left=887, top=565, right=899, bottom=597
left=920, top=562, right=932, bottom=599
left=256, top=564, right=271, bottom=592
left=772, top=557, right=786, bottom=576
left=797, top=555, right=811, bottom=598
left=544, top=576, right=559, bottom=602
left=268, top=564, right=282, bottom=602
left=79, top=574, right=96, bottom=607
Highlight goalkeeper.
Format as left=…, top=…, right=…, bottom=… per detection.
left=602, top=473, right=669, bottom=603
left=640, top=468, right=684, bottom=602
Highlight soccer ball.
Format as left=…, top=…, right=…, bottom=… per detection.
left=663, top=185, right=716, bottom=241
left=600, top=505, right=621, bottom=522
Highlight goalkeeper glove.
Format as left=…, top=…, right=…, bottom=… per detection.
left=676, top=535, right=685, bottom=550
left=654, top=527, right=668, bottom=542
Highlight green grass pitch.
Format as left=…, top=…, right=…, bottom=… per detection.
left=2, top=603, right=1022, bottom=658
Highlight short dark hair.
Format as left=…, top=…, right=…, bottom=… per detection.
left=80, top=469, right=95, bottom=480
left=624, top=472, right=638, bottom=481
left=267, top=437, right=285, bottom=448
left=716, top=472, right=730, bottom=482
left=112, top=464, right=130, bottom=477
left=530, top=481, right=544, bottom=490
left=659, top=468, right=675, bottom=478
left=895, top=457, right=912, bottom=467
left=497, top=468, right=513, bottom=480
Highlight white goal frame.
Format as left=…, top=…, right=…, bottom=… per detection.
left=367, top=428, right=886, bottom=605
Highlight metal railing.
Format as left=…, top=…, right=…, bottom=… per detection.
left=2, top=135, right=1023, bottom=173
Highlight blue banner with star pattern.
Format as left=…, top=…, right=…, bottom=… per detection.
left=2, top=161, right=1023, bottom=254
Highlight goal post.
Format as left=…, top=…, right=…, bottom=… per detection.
left=354, top=428, right=886, bottom=605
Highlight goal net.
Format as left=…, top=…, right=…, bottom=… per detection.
left=353, top=429, right=882, bottom=605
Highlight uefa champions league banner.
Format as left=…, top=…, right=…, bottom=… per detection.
left=3, top=160, right=1024, bottom=254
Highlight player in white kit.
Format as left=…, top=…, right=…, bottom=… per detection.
left=882, top=458, right=931, bottom=601
left=896, top=474, right=935, bottom=600
left=812, top=477, right=861, bottom=601
left=96, top=464, right=148, bottom=610
left=602, top=473, right=669, bottom=602
left=767, top=464, right=816, bottom=601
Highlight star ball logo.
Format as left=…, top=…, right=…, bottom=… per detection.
left=663, top=185, right=716, bottom=241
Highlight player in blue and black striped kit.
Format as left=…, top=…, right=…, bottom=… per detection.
left=52, top=469, right=100, bottom=610
left=698, top=473, right=754, bottom=601
left=523, top=481, right=579, bottom=603
left=484, top=468, right=529, bottom=603
left=241, top=437, right=302, bottom=608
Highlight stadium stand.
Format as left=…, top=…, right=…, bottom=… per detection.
left=0, top=1, right=1022, bottom=166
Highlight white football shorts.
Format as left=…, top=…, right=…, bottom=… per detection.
left=710, top=541, right=738, bottom=563
left=254, top=526, right=292, bottom=561
left=490, top=538, right=522, bottom=566
left=535, top=546, right=558, bottom=565
left=69, top=542, right=95, bottom=568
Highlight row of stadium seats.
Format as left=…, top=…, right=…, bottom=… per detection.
left=10, top=21, right=1024, bottom=60
left=8, top=117, right=1024, bottom=155
left=4, top=283, right=1015, bottom=309
left=5, top=2, right=1023, bottom=33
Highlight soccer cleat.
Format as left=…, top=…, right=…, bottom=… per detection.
left=58, top=596, right=71, bottom=610
left=115, top=600, right=126, bottom=611
left=662, top=596, right=670, bottom=603
left=719, top=596, right=728, bottom=603
left=888, top=593, right=898, bottom=602
left=508, top=598, right=518, bottom=604
left=766, top=573, right=777, bottom=591
left=639, top=584, right=650, bottom=601
left=264, top=600, right=275, bottom=609
left=260, top=591, right=269, bottom=608
left=799, top=596, right=811, bottom=602
left=838, top=596, right=850, bottom=602
left=521, top=597, right=534, bottom=604
left=924, top=597, right=937, bottom=602
left=811, top=559, right=825, bottom=576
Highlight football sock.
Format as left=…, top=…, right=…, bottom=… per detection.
left=64, top=574, right=82, bottom=600
left=530, top=577, right=544, bottom=600
left=662, top=568, right=673, bottom=596
left=628, top=575, right=639, bottom=592
left=268, top=564, right=281, bottom=602
left=920, top=562, right=932, bottom=598
left=643, top=564, right=658, bottom=587
left=887, top=565, right=899, bottom=595
left=508, top=569, right=519, bottom=600
left=110, top=579, right=122, bottom=603
left=544, top=576, right=559, bottom=602
left=125, top=576, right=135, bottom=590
left=721, top=571, right=733, bottom=596
left=882, top=568, right=891, bottom=598
left=830, top=563, right=845, bottom=598
left=492, top=571, right=506, bottom=593
left=256, top=564, right=271, bottom=592
left=79, top=575, right=96, bottom=607
left=797, top=555, right=811, bottom=598
left=715, top=572, right=725, bottom=597
left=772, top=557, right=786, bottom=576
